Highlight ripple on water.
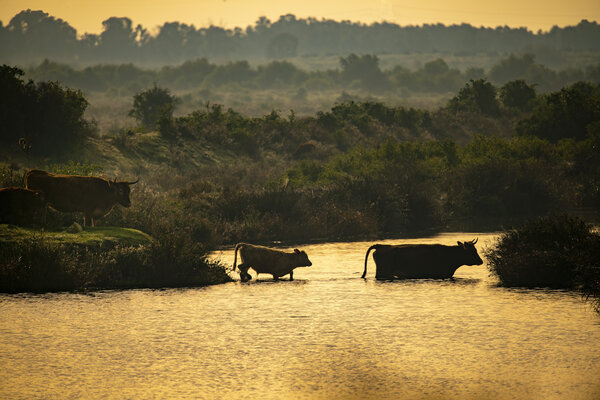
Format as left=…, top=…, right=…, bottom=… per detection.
left=1, top=233, right=600, bottom=399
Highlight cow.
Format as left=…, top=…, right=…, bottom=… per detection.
left=232, top=243, right=313, bottom=282
left=362, top=239, right=483, bottom=280
left=25, top=169, right=138, bottom=227
left=0, top=187, right=46, bottom=226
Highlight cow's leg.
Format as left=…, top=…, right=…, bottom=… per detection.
left=289, top=271, right=294, bottom=281
left=237, top=263, right=252, bottom=282
left=271, top=274, right=279, bottom=281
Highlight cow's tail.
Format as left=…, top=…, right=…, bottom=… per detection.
left=232, top=243, right=243, bottom=271
left=362, top=244, right=380, bottom=279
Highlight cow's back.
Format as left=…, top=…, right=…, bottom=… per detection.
left=25, top=170, right=110, bottom=213
left=374, top=244, right=458, bottom=279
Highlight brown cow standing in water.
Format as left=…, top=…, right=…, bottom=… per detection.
left=362, top=239, right=483, bottom=279
left=25, top=169, right=138, bottom=227
left=0, top=187, right=46, bottom=226
left=233, top=243, right=313, bottom=282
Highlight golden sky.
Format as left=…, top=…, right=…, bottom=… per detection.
left=2, top=0, right=599, bottom=34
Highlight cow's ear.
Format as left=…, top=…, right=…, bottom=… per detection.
left=294, top=249, right=300, bottom=254
left=457, top=241, right=463, bottom=246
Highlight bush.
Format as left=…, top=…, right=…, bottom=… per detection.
left=499, top=79, right=537, bottom=111
left=486, top=215, right=600, bottom=300
left=0, top=64, right=91, bottom=157
left=516, top=81, right=600, bottom=142
left=129, top=84, right=178, bottom=131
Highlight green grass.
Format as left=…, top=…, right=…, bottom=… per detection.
left=0, top=224, right=152, bottom=248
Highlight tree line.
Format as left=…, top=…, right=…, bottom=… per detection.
left=22, top=54, right=600, bottom=97
left=1, top=10, right=600, bottom=66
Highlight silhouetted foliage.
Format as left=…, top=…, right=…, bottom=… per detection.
left=486, top=216, right=600, bottom=301
left=2, top=11, right=600, bottom=65
left=129, top=84, right=178, bottom=131
left=516, top=81, right=600, bottom=141
left=340, top=54, right=389, bottom=92
left=266, top=33, right=298, bottom=59
left=500, top=79, right=537, bottom=111
left=447, top=79, right=500, bottom=115
left=19, top=54, right=600, bottom=99
left=0, top=64, right=90, bottom=157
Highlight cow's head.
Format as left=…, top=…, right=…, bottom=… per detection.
left=457, top=238, right=483, bottom=265
left=110, top=178, right=138, bottom=207
left=293, top=248, right=312, bottom=267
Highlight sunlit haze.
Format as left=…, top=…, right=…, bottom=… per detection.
left=2, top=0, right=599, bottom=34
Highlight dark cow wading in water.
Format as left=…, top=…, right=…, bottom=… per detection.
left=362, top=239, right=483, bottom=279
left=233, top=243, right=312, bottom=282
left=25, top=170, right=138, bottom=227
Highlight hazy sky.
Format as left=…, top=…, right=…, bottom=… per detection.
left=2, top=0, right=599, bottom=34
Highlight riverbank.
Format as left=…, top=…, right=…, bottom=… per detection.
left=0, top=224, right=232, bottom=293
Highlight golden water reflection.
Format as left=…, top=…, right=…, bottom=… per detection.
left=1, top=233, right=599, bottom=399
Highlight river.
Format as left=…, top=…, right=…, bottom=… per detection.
left=1, top=233, right=599, bottom=399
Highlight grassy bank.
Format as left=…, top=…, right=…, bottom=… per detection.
left=0, top=224, right=232, bottom=293
left=0, top=225, right=152, bottom=247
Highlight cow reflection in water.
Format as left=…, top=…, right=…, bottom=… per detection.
left=233, top=243, right=312, bottom=282
left=362, top=239, right=483, bottom=279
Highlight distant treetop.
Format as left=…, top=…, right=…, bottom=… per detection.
left=1, top=10, right=599, bottom=65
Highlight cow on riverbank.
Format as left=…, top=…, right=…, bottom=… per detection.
left=0, top=187, right=46, bottom=226
left=362, top=239, right=483, bottom=279
left=233, top=243, right=313, bottom=282
left=25, top=170, right=138, bottom=227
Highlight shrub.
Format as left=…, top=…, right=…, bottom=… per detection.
left=516, top=81, right=600, bottom=142
left=0, top=65, right=91, bottom=157
left=499, top=79, right=537, bottom=111
left=0, top=230, right=231, bottom=293
left=486, top=215, right=600, bottom=298
left=129, top=84, right=178, bottom=131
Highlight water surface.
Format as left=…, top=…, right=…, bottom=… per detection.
left=1, top=233, right=599, bottom=399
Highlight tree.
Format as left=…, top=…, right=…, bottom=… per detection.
left=266, top=33, right=298, bottom=59
left=489, top=53, right=536, bottom=83
left=500, top=80, right=537, bottom=111
left=129, top=85, right=178, bottom=130
left=516, top=81, right=600, bottom=141
left=339, top=54, right=389, bottom=92
left=98, top=17, right=138, bottom=62
left=2, top=10, right=78, bottom=63
left=0, top=65, right=90, bottom=156
left=447, top=79, right=500, bottom=115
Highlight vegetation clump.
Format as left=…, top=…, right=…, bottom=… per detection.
left=0, top=225, right=231, bottom=293
left=486, top=215, right=600, bottom=310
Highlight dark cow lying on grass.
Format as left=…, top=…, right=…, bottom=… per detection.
left=362, top=239, right=483, bottom=279
left=233, top=243, right=313, bottom=282
left=25, top=169, right=138, bottom=227
left=0, top=187, right=46, bottom=226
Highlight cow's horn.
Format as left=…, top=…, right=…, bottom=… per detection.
left=472, top=238, right=478, bottom=244
left=127, top=178, right=139, bottom=185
